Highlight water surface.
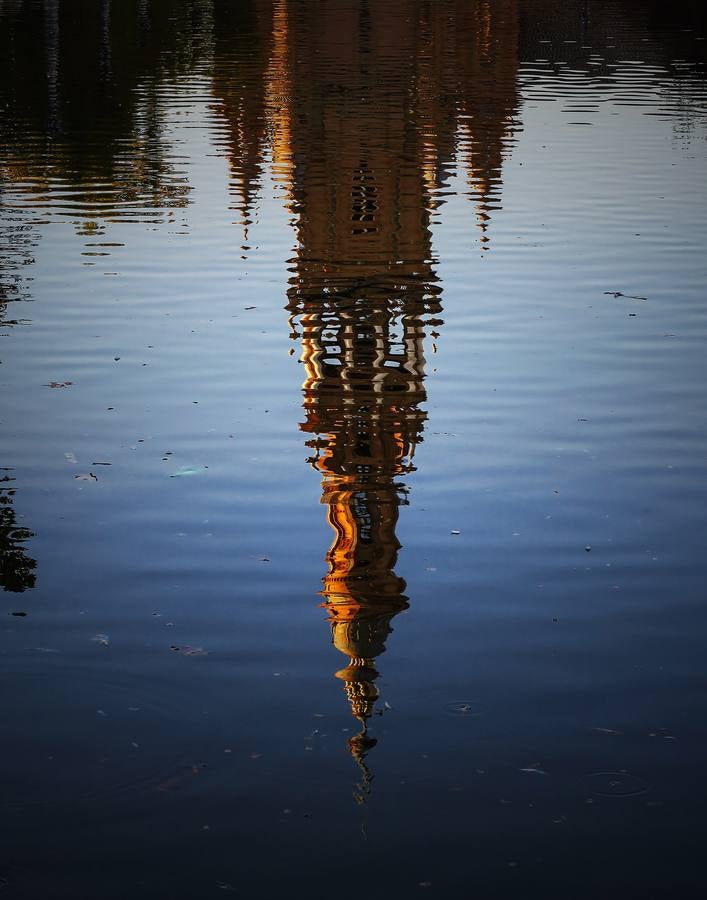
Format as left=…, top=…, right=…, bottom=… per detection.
left=1, top=1, right=707, bottom=897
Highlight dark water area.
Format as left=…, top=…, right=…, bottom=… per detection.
left=1, top=1, right=707, bottom=897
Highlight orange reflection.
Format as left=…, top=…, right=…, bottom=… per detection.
left=274, top=0, right=518, bottom=799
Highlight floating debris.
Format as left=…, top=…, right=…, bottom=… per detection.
left=446, top=700, right=477, bottom=716
left=604, top=291, right=647, bottom=301
left=585, top=772, right=649, bottom=797
left=75, top=472, right=98, bottom=481
left=170, top=644, right=208, bottom=656
left=91, top=633, right=110, bottom=646
left=45, top=381, right=72, bottom=388
left=169, top=465, right=208, bottom=477
left=11, top=611, right=27, bottom=617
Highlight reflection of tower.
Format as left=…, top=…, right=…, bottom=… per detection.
left=268, top=0, right=521, bottom=801
left=292, top=273, right=437, bottom=802
left=279, top=0, right=446, bottom=799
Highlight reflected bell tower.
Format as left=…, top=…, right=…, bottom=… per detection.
left=279, top=0, right=445, bottom=798
left=264, top=0, right=519, bottom=800
left=291, top=266, right=440, bottom=801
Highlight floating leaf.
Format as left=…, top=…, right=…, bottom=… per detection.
left=169, top=465, right=208, bottom=478
left=170, top=644, right=208, bottom=656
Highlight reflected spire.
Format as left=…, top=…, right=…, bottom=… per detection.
left=454, top=0, right=520, bottom=249
left=212, top=0, right=273, bottom=241
left=292, top=274, right=436, bottom=799
left=266, top=0, right=294, bottom=204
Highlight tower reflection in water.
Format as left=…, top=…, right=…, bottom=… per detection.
left=272, top=0, right=519, bottom=800
left=290, top=274, right=441, bottom=801
left=279, top=0, right=461, bottom=800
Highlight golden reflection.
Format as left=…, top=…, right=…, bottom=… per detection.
left=295, top=294, right=430, bottom=802
left=274, top=0, right=518, bottom=799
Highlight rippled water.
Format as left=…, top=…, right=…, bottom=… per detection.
left=1, top=1, right=707, bottom=897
